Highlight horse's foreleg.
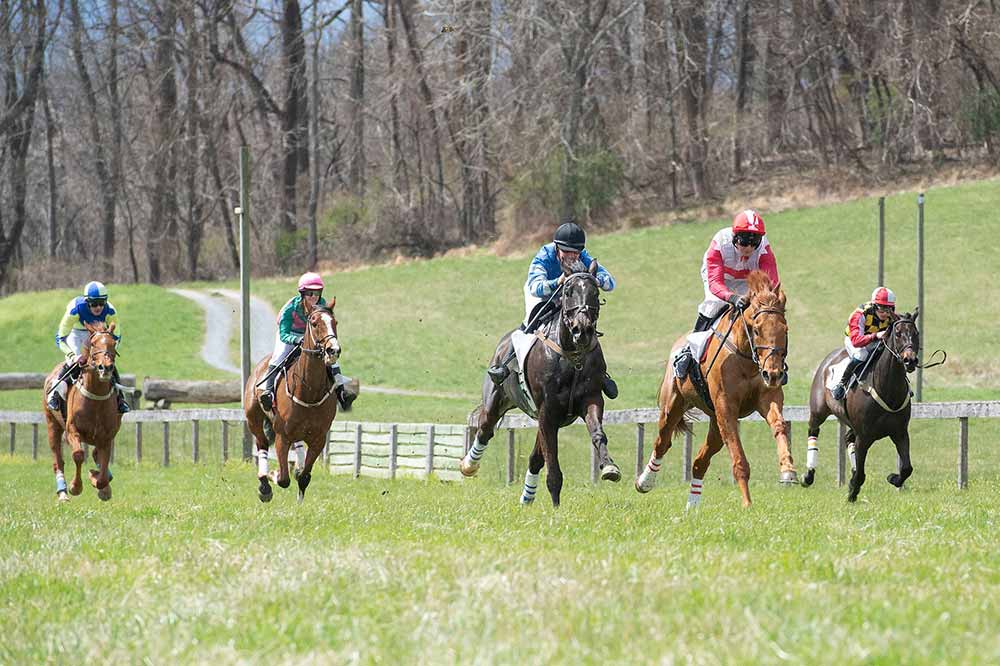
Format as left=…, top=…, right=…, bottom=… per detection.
left=584, top=402, right=619, bottom=482
left=847, top=439, right=872, bottom=502
left=296, top=441, right=324, bottom=503
left=65, top=429, right=85, bottom=496
left=714, top=409, right=751, bottom=507
left=688, top=420, right=724, bottom=509
left=47, top=419, right=69, bottom=502
left=804, top=403, right=832, bottom=488
left=760, top=396, right=797, bottom=484
left=273, top=433, right=292, bottom=489
left=520, top=434, right=545, bottom=505
left=460, top=387, right=505, bottom=477
left=637, top=385, right=686, bottom=494
left=887, top=430, right=913, bottom=489
left=538, top=420, right=562, bottom=507
left=89, top=445, right=112, bottom=501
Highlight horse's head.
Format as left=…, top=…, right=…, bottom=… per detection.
left=83, top=322, right=118, bottom=382
left=743, top=271, right=788, bottom=388
left=305, top=302, right=341, bottom=367
left=560, top=260, right=601, bottom=347
left=887, top=308, right=920, bottom=373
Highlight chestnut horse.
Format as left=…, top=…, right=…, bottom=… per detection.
left=459, top=261, right=620, bottom=507
left=244, top=302, right=341, bottom=503
left=42, top=322, right=122, bottom=502
left=805, top=310, right=920, bottom=502
left=636, top=271, right=794, bottom=507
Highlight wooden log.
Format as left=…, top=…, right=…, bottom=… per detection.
left=0, top=373, right=136, bottom=391
left=142, top=378, right=242, bottom=404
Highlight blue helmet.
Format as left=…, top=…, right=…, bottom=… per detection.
left=84, top=281, right=109, bottom=304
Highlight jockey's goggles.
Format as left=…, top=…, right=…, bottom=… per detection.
left=299, top=289, right=322, bottom=298
left=733, top=232, right=762, bottom=248
left=875, top=304, right=894, bottom=313
left=86, top=298, right=107, bottom=307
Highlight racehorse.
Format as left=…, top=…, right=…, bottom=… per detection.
left=42, top=322, right=122, bottom=502
left=244, top=302, right=341, bottom=503
left=804, top=309, right=920, bottom=502
left=636, top=270, right=794, bottom=507
left=459, top=260, right=620, bottom=507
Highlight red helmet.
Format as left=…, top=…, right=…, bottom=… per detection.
left=732, top=209, right=765, bottom=235
left=297, top=272, right=324, bottom=292
left=871, top=286, right=896, bottom=307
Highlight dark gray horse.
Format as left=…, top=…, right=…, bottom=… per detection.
left=459, top=260, right=620, bottom=506
left=805, top=310, right=920, bottom=501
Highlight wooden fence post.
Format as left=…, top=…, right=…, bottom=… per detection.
left=353, top=423, right=363, bottom=478
left=635, top=423, right=644, bottom=478
left=162, top=421, right=170, bottom=467
left=389, top=424, right=398, bottom=480
left=683, top=429, right=693, bottom=482
left=32, top=423, right=38, bottom=460
left=506, top=429, right=515, bottom=485
left=958, top=417, right=969, bottom=490
left=192, top=420, right=200, bottom=463
left=837, top=422, right=847, bottom=486
left=590, top=435, right=598, bottom=484
left=221, top=421, right=229, bottom=462
left=426, top=425, right=436, bottom=478
left=9, top=423, right=14, bottom=455
left=135, top=422, right=143, bottom=463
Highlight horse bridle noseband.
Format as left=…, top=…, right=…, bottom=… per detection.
left=561, top=272, right=601, bottom=320
left=741, top=306, right=788, bottom=370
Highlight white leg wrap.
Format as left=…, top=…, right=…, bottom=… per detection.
left=636, top=456, right=662, bottom=492
left=847, top=442, right=857, bottom=471
left=807, top=436, right=819, bottom=469
left=467, top=435, right=489, bottom=463
left=55, top=470, right=67, bottom=494
left=686, top=478, right=704, bottom=509
left=292, top=442, right=305, bottom=469
left=257, top=449, right=269, bottom=477
left=520, top=470, right=540, bottom=504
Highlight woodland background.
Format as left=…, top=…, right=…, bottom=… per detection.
left=1, top=0, right=998, bottom=292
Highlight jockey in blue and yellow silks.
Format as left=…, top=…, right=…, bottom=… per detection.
left=487, top=220, right=619, bottom=398
left=47, top=281, right=130, bottom=413
left=258, top=272, right=357, bottom=413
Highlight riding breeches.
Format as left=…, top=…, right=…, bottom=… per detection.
left=270, top=334, right=299, bottom=367
left=844, top=336, right=876, bottom=362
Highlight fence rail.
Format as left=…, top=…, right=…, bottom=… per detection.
left=3, top=401, right=998, bottom=488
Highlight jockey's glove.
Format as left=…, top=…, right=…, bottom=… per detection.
left=727, top=293, right=749, bottom=310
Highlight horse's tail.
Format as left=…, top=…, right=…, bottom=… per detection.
left=467, top=403, right=484, bottom=428
left=675, top=407, right=698, bottom=438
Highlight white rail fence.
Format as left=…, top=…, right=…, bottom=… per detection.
left=2, top=401, right=998, bottom=488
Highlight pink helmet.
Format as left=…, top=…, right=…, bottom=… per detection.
left=297, top=272, right=324, bottom=292
left=732, top=209, right=765, bottom=235
left=871, top=286, right=896, bottom=307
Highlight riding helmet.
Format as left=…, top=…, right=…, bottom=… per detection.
left=871, top=286, right=896, bottom=308
left=297, top=272, right=325, bottom=292
left=84, top=281, right=109, bottom=303
left=553, top=220, right=586, bottom=252
left=732, top=209, right=765, bottom=235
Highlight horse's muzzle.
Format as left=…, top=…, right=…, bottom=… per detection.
left=324, top=344, right=341, bottom=365
left=903, top=356, right=918, bottom=373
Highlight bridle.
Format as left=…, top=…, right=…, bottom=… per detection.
left=740, top=305, right=788, bottom=371
left=560, top=272, right=601, bottom=321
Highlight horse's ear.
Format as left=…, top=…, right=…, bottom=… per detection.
left=108, top=322, right=116, bottom=334
left=328, top=296, right=336, bottom=309
left=910, top=306, right=919, bottom=322
left=589, top=260, right=597, bottom=276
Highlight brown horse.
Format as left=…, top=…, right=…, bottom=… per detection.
left=42, top=322, right=122, bottom=502
left=459, top=261, right=619, bottom=507
left=244, top=302, right=341, bottom=503
left=805, top=310, right=920, bottom=502
left=636, top=271, right=794, bottom=507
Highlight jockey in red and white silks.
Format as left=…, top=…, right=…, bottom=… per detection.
left=697, top=209, right=779, bottom=321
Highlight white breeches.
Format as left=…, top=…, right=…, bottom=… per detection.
left=844, top=336, right=876, bottom=362
left=270, top=334, right=299, bottom=367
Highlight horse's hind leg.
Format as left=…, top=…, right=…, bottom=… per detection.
left=460, top=385, right=506, bottom=477
left=65, top=430, right=85, bottom=496
left=520, top=434, right=545, bottom=505
left=89, top=444, right=112, bottom=501
left=847, top=439, right=873, bottom=502
left=296, top=440, right=325, bottom=503
left=887, top=429, right=913, bottom=489
left=804, top=403, right=832, bottom=488
left=46, top=418, right=69, bottom=502
left=538, top=420, right=562, bottom=507
left=688, top=419, right=724, bottom=509
left=636, top=384, right=686, bottom=493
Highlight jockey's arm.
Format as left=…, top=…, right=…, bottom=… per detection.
left=847, top=309, right=877, bottom=348
left=704, top=243, right=732, bottom=301
left=526, top=249, right=560, bottom=298
left=580, top=250, right=616, bottom=291
left=55, top=302, right=80, bottom=358
left=105, top=305, right=122, bottom=341
left=758, top=244, right=780, bottom=286
left=276, top=298, right=304, bottom=345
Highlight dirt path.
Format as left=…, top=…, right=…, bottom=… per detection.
left=171, top=288, right=474, bottom=400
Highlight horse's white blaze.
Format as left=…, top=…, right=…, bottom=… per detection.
left=319, top=314, right=341, bottom=359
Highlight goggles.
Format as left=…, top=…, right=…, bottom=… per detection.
left=734, top=232, right=762, bottom=248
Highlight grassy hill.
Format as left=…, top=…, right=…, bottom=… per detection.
left=1, top=178, right=997, bottom=423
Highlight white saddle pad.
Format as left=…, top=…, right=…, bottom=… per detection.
left=511, top=329, right=539, bottom=374
left=670, top=330, right=713, bottom=365
left=826, top=357, right=851, bottom=391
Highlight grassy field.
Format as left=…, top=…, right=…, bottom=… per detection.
left=3, top=445, right=999, bottom=665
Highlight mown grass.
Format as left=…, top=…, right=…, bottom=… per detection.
left=3, top=441, right=999, bottom=665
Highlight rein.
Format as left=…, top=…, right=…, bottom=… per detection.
left=707, top=304, right=787, bottom=377
left=283, top=312, right=339, bottom=408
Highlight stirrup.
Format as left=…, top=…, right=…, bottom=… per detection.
left=831, top=383, right=846, bottom=401
left=336, top=384, right=356, bottom=411
left=259, top=391, right=274, bottom=413
left=674, top=349, right=693, bottom=381
left=47, top=393, right=63, bottom=412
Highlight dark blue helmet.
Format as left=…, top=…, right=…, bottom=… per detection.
left=554, top=220, right=586, bottom=252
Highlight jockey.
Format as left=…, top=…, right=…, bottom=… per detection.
left=674, top=209, right=780, bottom=381
left=487, top=219, right=619, bottom=399
left=831, top=286, right=895, bottom=400
left=47, top=281, right=130, bottom=414
left=258, top=272, right=357, bottom=413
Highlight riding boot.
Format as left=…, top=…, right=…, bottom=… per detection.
left=692, top=313, right=713, bottom=333
left=488, top=349, right=515, bottom=385
left=259, top=364, right=279, bottom=412
left=329, top=365, right=357, bottom=411
left=832, top=358, right=863, bottom=401
left=112, top=367, right=130, bottom=414
left=780, top=361, right=790, bottom=386
left=602, top=373, right=619, bottom=400
left=47, top=369, right=68, bottom=412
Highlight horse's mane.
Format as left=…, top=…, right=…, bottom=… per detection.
left=747, top=270, right=782, bottom=308
left=563, top=258, right=589, bottom=275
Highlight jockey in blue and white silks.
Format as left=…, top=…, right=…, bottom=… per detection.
left=47, top=281, right=130, bottom=414
left=487, top=220, right=619, bottom=399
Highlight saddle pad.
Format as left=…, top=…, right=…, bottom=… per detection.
left=670, top=330, right=713, bottom=365
left=511, top=329, right=538, bottom=374
left=508, top=329, right=539, bottom=419
left=826, top=357, right=851, bottom=391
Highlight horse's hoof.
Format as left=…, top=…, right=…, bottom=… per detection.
left=802, top=468, right=815, bottom=487
left=634, top=479, right=652, bottom=494
left=778, top=470, right=799, bottom=485
left=69, top=481, right=83, bottom=496
left=519, top=497, right=534, bottom=506
left=600, top=463, right=621, bottom=483
left=297, top=490, right=305, bottom=504
left=98, top=486, right=112, bottom=501
left=459, top=456, right=480, bottom=477
left=57, top=492, right=70, bottom=503
left=887, top=473, right=905, bottom=488
left=258, top=477, right=273, bottom=503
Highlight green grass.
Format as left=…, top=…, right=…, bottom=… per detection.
left=2, top=179, right=998, bottom=421
left=4, top=418, right=1000, bottom=665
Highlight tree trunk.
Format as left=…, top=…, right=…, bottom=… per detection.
left=281, top=0, right=307, bottom=233
left=733, top=0, right=755, bottom=178
left=674, top=0, right=711, bottom=199
left=349, top=0, right=366, bottom=197
left=148, top=0, right=179, bottom=284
